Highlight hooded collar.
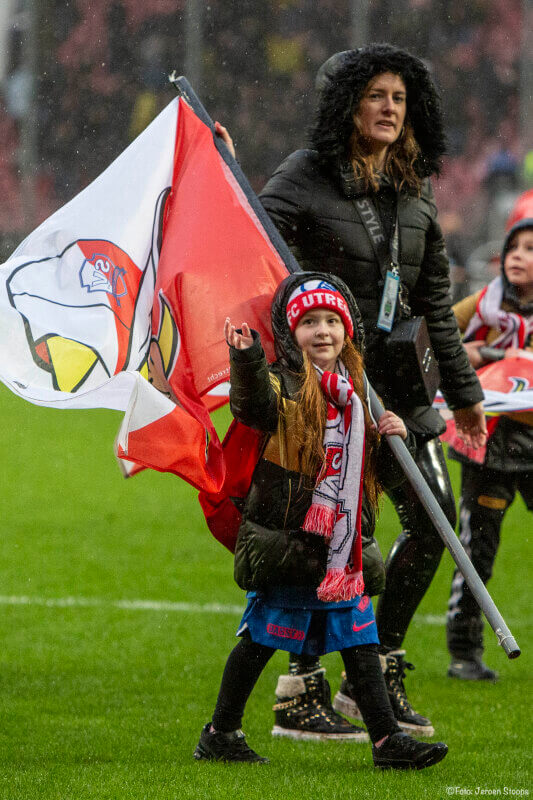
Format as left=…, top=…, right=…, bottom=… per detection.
left=310, top=44, right=446, bottom=178
left=501, top=218, right=533, bottom=315
left=502, top=283, right=533, bottom=316
left=271, top=272, right=365, bottom=372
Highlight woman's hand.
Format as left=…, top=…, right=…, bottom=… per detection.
left=376, top=410, right=407, bottom=440
left=463, top=340, right=487, bottom=369
left=215, top=122, right=235, bottom=158
left=224, top=317, right=253, bottom=349
left=453, top=402, right=487, bottom=448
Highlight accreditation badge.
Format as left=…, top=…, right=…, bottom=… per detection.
left=377, top=270, right=400, bottom=332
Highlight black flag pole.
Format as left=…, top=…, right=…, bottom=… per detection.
left=169, top=73, right=520, bottom=660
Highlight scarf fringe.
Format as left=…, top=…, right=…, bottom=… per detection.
left=316, top=568, right=365, bottom=602
left=302, top=503, right=335, bottom=537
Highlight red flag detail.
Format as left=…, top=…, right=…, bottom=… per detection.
left=198, top=420, right=264, bottom=552
left=156, top=99, right=287, bottom=400
left=120, top=99, right=289, bottom=493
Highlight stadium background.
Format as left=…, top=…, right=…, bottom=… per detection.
left=1, top=0, right=532, bottom=281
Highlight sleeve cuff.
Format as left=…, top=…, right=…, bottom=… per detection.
left=229, top=329, right=264, bottom=363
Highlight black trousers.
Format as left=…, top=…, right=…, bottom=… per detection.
left=446, top=463, right=533, bottom=658
left=375, top=437, right=456, bottom=650
left=212, top=635, right=400, bottom=744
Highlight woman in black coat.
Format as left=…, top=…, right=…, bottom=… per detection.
left=255, top=45, right=487, bottom=739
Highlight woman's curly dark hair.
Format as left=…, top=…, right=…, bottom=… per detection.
left=309, top=44, right=447, bottom=179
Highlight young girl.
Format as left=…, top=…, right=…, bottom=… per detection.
left=194, top=272, right=448, bottom=770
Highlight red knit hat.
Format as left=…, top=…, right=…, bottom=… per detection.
left=286, top=279, right=354, bottom=337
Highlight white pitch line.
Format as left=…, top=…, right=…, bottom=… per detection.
left=0, top=594, right=243, bottom=615
left=0, top=595, right=522, bottom=628
left=0, top=594, right=444, bottom=623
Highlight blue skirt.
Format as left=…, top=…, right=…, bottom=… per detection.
left=237, top=586, right=379, bottom=656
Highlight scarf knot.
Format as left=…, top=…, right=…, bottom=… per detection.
left=302, top=363, right=366, bottom=602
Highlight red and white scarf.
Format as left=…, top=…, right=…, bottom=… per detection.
left=464, top=276, right=533, bottom=349
left=302, top=363, right=366, bottom=602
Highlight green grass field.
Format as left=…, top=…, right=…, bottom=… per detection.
left=0, top=383, right=531, bottom=799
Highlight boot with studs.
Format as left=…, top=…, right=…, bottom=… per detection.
left=334, top=650, right=434, bottom=737
left=272, top=668, right=369, bottom=741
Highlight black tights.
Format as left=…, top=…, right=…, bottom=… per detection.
left=212, top=636, right=400, bottom=744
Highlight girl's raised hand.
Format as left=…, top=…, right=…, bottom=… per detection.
left=224, top=317, right=254, bottom=350
left=377, top=410, right=407, bottom=440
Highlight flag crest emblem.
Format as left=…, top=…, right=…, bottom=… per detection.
left=80, top=250, right=128, bottom=305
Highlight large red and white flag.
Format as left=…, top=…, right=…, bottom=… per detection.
left=0, top=97, right=289, bottom=491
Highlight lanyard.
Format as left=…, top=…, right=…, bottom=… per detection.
left=352, top=196, right=411, bottom=320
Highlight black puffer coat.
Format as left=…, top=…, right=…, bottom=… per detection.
left=260, top=44, right=483, bottom=439
left=231, top=272, right=415, bottom=595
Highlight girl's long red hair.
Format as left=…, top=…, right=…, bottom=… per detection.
left=290, top=335, right=382, bottom=509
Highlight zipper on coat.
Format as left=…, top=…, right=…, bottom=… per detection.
left=283, top=477, right=292, bottom=529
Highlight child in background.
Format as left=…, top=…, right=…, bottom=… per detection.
left=446, top=219, right=533, bottom=680
left=194, top=272, right=448, bottom=770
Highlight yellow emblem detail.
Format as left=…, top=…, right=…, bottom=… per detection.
left=139, top=361, right=150, bottom=381
left=158, top=300, right=175, bottom=373
left=46, top=336, right=97, bottom=392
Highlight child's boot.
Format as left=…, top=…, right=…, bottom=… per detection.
left=334, top=649, right=435, bottom=737
left=272, top=668, right=368, bottom=741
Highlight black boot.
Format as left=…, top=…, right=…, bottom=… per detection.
left=447, top=615, right=498, bottom=681
left=334, top=651, right=434, bottom=737
left=272, top=668, right=368, bottom=741
left=373, top=732, right=448, bottom=770
left=381, top=650, right=435, bottom=736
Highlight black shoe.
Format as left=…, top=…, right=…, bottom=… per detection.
left=373, top=732, right=448, bottom=771
left=272, top=669, right=369, bottom=741
left=194, top=722, right=269, bottom=763
left=448, top=658, right=498, bottom=682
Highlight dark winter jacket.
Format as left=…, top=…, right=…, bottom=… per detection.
left=231, top=272, right=416, bottom=595
left=260, top=45, right=483, bottom=440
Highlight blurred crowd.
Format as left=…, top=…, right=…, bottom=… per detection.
left=0, top=0, right=528, bottom=278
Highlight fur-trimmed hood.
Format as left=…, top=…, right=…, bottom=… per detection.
left=309, top=44, right=446, bottom=178
left=271, top=272, right=365, bottom=372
